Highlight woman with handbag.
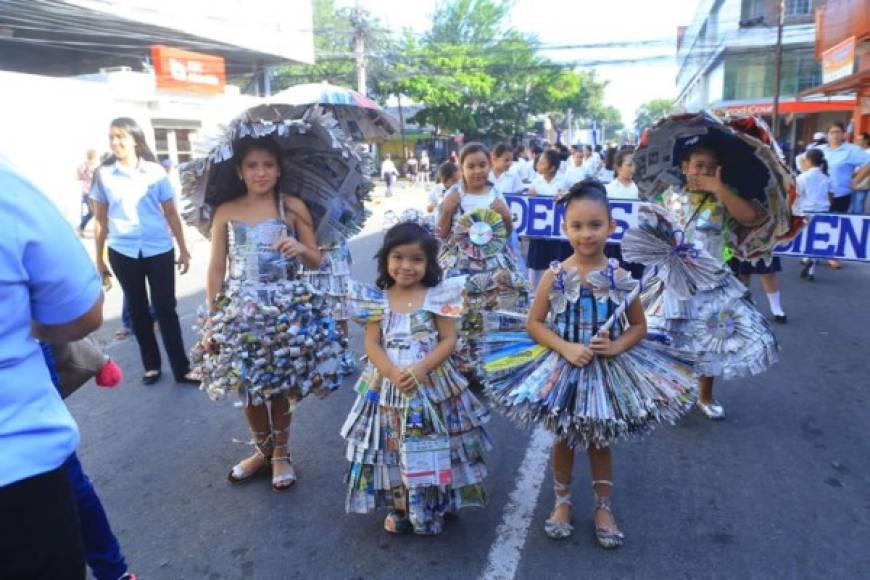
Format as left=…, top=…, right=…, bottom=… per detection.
left=90, top=117, right=198, bottom=385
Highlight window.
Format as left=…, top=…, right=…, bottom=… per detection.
left=741, top=0, right=766, bottom=23
left=786, top=0, right=811, bottom=17
left=153, top=126, right=197, bottom=164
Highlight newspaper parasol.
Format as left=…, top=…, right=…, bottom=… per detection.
left=633, top=111, right=800, bottom=256
left=271, top=82, right=400, bottom=142
left=179, top=104, right=373, bottom=246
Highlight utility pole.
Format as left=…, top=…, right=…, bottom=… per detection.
left=771, top=0, right=785, bottom=141
left=351, top=1, right=367, bottom=95
left=397, top=93, right=407, bottom=162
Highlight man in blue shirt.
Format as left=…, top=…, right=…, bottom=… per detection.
left=0, top=157, right=103, bottom=579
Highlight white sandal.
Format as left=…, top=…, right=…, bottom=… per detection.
left=544, top=480, right=574, bottom=539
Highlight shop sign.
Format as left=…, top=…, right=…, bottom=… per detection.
left=151, top=45, right=226, bottom=95
left=822, top=36, right=856, bottom=84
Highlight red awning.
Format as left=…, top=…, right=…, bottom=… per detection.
left=798, top=69, right=870, bottom=98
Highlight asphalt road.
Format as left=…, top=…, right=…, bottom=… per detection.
left=68, top=182, right=870, bottom=580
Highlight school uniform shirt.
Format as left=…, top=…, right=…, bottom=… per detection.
left=381, top=159, right=397, bottom=177
left=530, top=173, right=571, bottom=198
left=795, top=166, right=831, bottom=215
left=817, top=143, right=870, bottom=198
left=90, top=160, right=176, bottom=259
left=581, top=154, right=603, bottom=180
left=606, top=179, right=640, bottom=200
left=598, top=168, right=615, bottom=183
left=564, top=163, right=587, bottom=185
left=0, top=158, right=101, bottom=487
left=511, top=158, right=535, bottom=183
left=489, top=169, right=525, bottom=195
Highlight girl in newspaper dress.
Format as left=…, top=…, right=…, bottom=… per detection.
left=341, top=222, right=491, bottom=536
left=478, top=182, right=696, bottom=549
left=192, top=137, right=345, bottom=491
left=437, top=142, right=529, bottom=380
left=635, top=142, right=780, bottom=420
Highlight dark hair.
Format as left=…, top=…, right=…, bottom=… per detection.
left=436, top=161, right=459, bottom=184
left=805, top=148, right=828, bottom=175
left=210, top=137, right=284, bottom=208
left=829, top=121, right=846, bottom=132
left=375, top=222, right=443, bottom=289
left=615, top=148, right=633, bottom=169
left=604, top=147, right=618, bottom=171
left=104, top=117, right=157, bottom=164
left=861, top=132, right=870, bottom=145
left=537, top=149, right=561, bottom=174
left=582, top=144, right=593, bottom=154
left=685, top=145, right=720, bottom=165
left=492, top=143, right=512, bottom=158
left=557, top=178, right=611, bottom=219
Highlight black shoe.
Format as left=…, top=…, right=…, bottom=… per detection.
left=142, top=370, right=161, bottom=385
left=773, top=314, right=787, bottom=324
left=799, top=261, right=812, bottom=279
left=807, top=274, right=815, bottom=281
left=176, top=370, right=201, bottom=385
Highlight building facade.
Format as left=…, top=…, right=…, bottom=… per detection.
left=0, top=0, right=313, bottom=222
left=675, top=0, right=855, bottom=156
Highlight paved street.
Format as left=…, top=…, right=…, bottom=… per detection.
left=69, top=183, right=869, bottom=580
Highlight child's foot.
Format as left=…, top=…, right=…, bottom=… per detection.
left=592, top=481, right=624, bottom=549
left=384, top=510, right=411, bottom=534
left=270, top=429, right=296, bottom=491
left=228, top=431, right=272, bottom=483
left=544, top=480, right=574, bottom=539
left=697, top=399, right=725, bottom=420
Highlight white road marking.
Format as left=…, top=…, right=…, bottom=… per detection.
left=480, top=427, right=553, bottom=580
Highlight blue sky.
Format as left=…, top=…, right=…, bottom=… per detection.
left=338, top=0, right=695, bottom=126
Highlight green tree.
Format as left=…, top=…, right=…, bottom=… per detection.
left=634, top=98, right=675, bottom=133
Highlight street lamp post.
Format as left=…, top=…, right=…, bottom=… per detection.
left=771, top=0, right=785, bottom=140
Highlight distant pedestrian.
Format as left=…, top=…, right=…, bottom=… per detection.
left=489, top=143, right=524, bottom=194
left=795, top=148, right=831, bottom=281
left=77, top=149, right=100, bottom=235
left=419, top=150, right=431, bottom=185
left=406, top=154, right=418, bottom=183
left=381, top=154, right=398, bottom=197
left=427, top=161, right=459, bottom=219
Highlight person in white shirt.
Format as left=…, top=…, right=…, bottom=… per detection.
left=605, top=149, right=640, bottom=199
left=419, top=150, right=431, bottom=185
left=489, top=143, right=525, bottom=194
left=795, top=148, right=831, bottom=280
left=526, top=149, right=573, bottom=286
left=427, top=161, right=460, bottom=218
left=564, top=146, right=586, bottom=184
left=598, top=147, right=617, bottom=183
left=580, top=145, right=603, bottom=181
left=511, top=144, right=535, bottom=183
left=381, top=154, right=398, bottom=197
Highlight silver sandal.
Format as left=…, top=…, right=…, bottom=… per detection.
left=270, top=429, right=297, bottom=492
left=592, top=480, right=625, bottom=549
left=228, top=430, right=272, bottom=483
left=544, top=480, right=574, bottom=539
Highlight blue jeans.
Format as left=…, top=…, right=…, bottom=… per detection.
left=851, top=190, right=867, bottom=214
left=64, top=453, right=128, bottom=580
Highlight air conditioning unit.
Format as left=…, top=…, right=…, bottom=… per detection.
left=98, top=66, right=133, bottom=74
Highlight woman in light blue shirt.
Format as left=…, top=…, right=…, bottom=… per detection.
left=91, top=117, right=197, bottom=385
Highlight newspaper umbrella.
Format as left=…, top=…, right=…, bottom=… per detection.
left=271, top=82, right=400, bottom=142
left=633, top=111, right=800, bottom=260
left=179, top=104, right=373, bottom=246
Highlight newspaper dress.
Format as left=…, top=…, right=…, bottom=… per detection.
left=340, top=277, right=491, bottom=534
left=629, top=191, right=780, bottom=379
left=300, top=240, right=353, bottom=321
left=192, top=200, right=344, bottom=405
left=478, top=262, right=696, bottom=449
left=438, top=187, right=530, bottom=378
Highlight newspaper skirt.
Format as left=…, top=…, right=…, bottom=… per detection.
left=300, top=242, right=352, bottom=321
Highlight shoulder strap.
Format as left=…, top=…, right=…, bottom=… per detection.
left=277, top=193, right=292, bottom=235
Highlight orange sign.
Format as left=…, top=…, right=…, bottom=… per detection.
left=151, top=45, right=226, bottom=95
left=717, top=99, right=857, bottom=116
left=822, top=36, right=856, bottom=85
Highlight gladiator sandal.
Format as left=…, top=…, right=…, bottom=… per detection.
left=227, top=430, right=272, bottom=484
left=270, top=428, right=297, bottom=492
left=544, top=480, right=574, bottom=539
left=592, top=480, right=625, bottom=549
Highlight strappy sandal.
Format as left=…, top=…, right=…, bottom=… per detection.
left=270, top=429, right=297, bottom=492
left=228, top=431, right=272, bottom=484
left=544, top=480, right=574, bottom=539
left=384, top=510, right=412, bottom=535
left=592, top=480, right=625, bottom=549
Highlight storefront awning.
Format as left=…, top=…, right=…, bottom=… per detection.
left=798, top=70, right=870, bottom=98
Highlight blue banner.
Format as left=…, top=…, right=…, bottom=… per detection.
left=505, top=195, right=870, bottom=262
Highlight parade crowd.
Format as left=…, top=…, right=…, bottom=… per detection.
left=3, top=108, right=870, bottom=580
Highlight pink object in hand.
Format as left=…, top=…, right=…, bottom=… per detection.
left=96, top=359, right=122, bottom=388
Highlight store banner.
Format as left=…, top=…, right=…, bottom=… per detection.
left=151, top=45, right=226, bottom=95
left=505, top=195, right=870, bottom=262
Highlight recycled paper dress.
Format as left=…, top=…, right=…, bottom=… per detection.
left=479, top=261, right=697, bottom=449
left=301, top=240, right=353, bottom=321
left=629, top=193, right=780, bottom=379
left=340, top=277, right=491, bottom=534
left=192, top=198, right=344, bottom=405
left=437, top=187, right=529, bottom=378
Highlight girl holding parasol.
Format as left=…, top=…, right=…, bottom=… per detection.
left=183, top=106, right=371, bottom=491
left=631, top=112, right=789, bottom=420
